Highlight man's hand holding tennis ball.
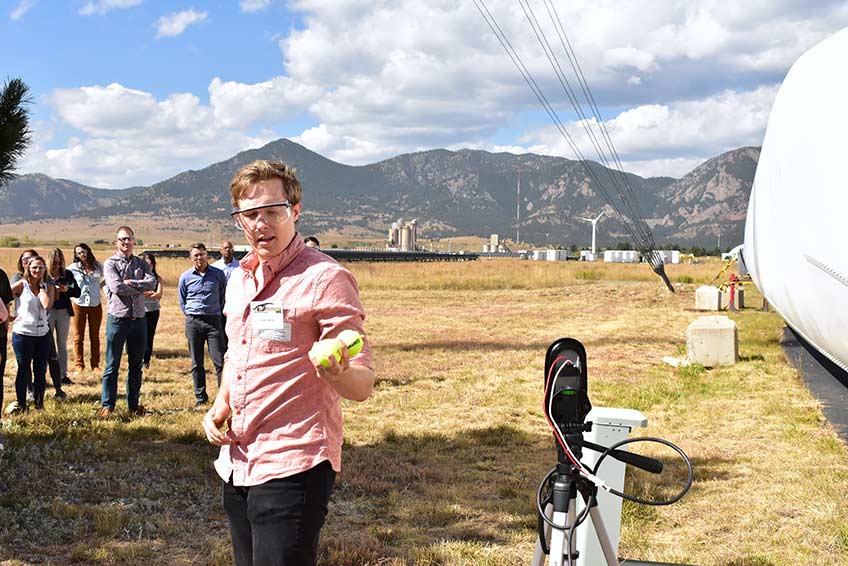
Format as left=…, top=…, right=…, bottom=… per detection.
left=309, top=330, right=365, bottom=388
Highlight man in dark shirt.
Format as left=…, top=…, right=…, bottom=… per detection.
left=0, top=267, right=13, bottom=419
left=178, top=242, right=227, bottom=408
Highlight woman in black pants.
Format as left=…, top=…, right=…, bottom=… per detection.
left=141, top=253, right=164, bottom=369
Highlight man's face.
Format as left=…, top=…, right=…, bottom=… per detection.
left=115, top=230, right=135, bottom=255
left=235, top=178, right=300, bottom=261
left=190, top=248, right=209, bottom=272
left=221, top=242, right=234, bottom=262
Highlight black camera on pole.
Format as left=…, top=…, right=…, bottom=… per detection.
left=534, top=338, right=694, bottom=566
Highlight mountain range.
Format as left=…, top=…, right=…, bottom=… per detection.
left=0, top=139, right=760, bottom=247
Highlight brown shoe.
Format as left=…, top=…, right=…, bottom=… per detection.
left=97, top=407, right=113, bottom=418
left=128, top=404, right=147, bottom=417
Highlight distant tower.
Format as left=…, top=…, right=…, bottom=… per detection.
left=516, top=171, right=521, bottom=245
left=576, top=211, right=605, bottom=256
left=409, top=219, right=418, bottom=251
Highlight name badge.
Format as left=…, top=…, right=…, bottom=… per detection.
left=250, top=301, right=291, bottom=342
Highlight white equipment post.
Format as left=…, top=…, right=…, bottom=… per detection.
left=576, top=407, right=648, bottom=566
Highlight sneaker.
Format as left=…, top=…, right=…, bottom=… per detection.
left=97, top=407, right=113, bottom=418
left=61, top=376, right=73, bottom=385
left=128, top=404, right=147, bottom=417
left=143, top=362, right=150, bottom=370
left=54, top=390, right=68, bottom=400
left=26, top=388, right=34, bottom=403
left=5, top=402, right=23, bottom=415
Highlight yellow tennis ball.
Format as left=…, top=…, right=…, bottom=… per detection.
left=339, top=329, right=364, bottom=358
left=311, top=330, right=364, bottom=367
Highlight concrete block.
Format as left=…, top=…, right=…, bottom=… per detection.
left=695, top=286, right=722, bottom=311
left=686, top=315, right=738, bottom=367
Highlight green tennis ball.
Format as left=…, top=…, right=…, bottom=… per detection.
left=339, top=329, right=364, bottom=358
left=311, top=330, right=364, bottom=367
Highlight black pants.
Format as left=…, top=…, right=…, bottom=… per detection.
left=222, top=461, right=336, bottom=566
left=144, top=309, right=160, bottom=365
left=0, top=322, right=6, bottom=410
left=185, top=314, right=225, bottom=402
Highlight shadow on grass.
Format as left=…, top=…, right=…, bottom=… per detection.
left=380, top=334, right=681, bottom=355
left=324, top=424, right=557, bottom=564
left=0, top=415, right=714, bottom=565
left=150, top=348, right=189, bottom=360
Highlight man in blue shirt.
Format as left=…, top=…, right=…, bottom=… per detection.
left=178, top=243, right=227, bottom=408
left=211, top=240, right=240, bottom=280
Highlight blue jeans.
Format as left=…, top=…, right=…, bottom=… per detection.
left=222, top=461, right=336, bottom=566
left=12, top=332, right=51, bottom=409
left=101, top=315, right=147, bottom=410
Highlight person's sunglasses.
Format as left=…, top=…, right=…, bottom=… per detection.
left=117, top=236, right=134, bottom=243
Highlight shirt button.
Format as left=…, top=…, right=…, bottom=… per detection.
left=236, top=375, right=242, bottom=380
left=236, top=410, right=241, bottom=415
left=241, top=339, right=246, bottom=344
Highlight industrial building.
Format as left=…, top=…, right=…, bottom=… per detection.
left=387, top=219, right=418, bottom=251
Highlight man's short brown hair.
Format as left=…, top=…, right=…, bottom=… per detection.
left=230, top=160, right=302, bottom=208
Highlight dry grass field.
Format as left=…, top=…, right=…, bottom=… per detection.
left=0, top=248, right=846, bottom=566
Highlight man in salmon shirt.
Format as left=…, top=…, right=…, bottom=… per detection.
left=202, top=160, right=375, bottom=566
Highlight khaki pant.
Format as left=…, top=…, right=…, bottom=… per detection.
left=72, top=303, right=103, bottom=370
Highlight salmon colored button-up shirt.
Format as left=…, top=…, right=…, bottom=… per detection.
left=214, top=236, right=373, bottom=486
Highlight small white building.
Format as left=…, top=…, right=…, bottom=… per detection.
left=603, top=250, right=640, bottom=263
left=652, top=250, right=681, bottom=264
left=545, top=249, right=569, bottom=261
left=531, top=249, right=568, bottom=261
left=579, top=250, right=596, bottom=262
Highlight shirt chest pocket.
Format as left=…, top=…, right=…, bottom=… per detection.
left=250, top=304, right=310, bottom=353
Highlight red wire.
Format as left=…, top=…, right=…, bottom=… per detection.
left=543, top=355, right=584, bottom=470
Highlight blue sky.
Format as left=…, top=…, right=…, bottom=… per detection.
left=3, top=0, right=848, bottom=189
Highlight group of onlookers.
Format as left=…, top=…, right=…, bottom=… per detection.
left=0, top=232, right=242, bottom=418
left=0, top=247, right=95, bottom=413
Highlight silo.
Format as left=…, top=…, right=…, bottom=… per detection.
left=400, top=226, right=411, bottom=251
left=409, top=219, right=418, bottom=251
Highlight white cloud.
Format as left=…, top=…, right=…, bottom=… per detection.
left=79, top=0, right=142, bottom=16
left=240, top=0, right=273, bottom=13
left=208, top=77, right=322, bottom=129
left=154, top=9, right=207, bottom=38
left=9, top=0, right=36, bottom=20
left=518, top=85, right=778, bottom=178
left=26, top=83, right=273, bottom=188
left=603, top=47, right=657, bottom=72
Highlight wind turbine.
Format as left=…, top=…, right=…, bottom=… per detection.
left=576, top=211, right=605, bottom=257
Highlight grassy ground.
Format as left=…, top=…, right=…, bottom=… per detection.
left=0, top=254, right=846, bottom=565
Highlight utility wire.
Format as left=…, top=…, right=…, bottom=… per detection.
left=474, top=0, right=674, bottom=290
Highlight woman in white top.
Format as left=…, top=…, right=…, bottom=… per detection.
left=68, top=243, right=104, bottom=373
left=9, top=256, right=55, bottom=413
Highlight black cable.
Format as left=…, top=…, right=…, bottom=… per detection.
left=592, top=436, right=694, bottom=506
left=474, top=2, right=667, bottom=260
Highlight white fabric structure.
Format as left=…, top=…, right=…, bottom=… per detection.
left=744, top=28, right=848, bottom=372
